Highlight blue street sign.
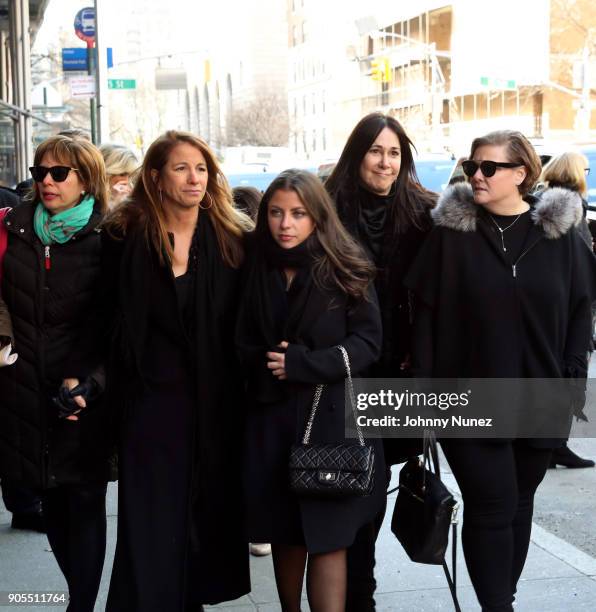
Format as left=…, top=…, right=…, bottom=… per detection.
left=74, top=7, right=95, bottom=43
left=62, top=47, right=113, bottom=71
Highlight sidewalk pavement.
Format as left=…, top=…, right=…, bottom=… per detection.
left=2, top=462, right=596, bottom=612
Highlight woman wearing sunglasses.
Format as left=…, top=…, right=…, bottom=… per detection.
left=406, top=130, right=596, bottom=611
left=0, top=135, right=113, bottom=612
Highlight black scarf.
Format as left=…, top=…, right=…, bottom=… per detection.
left=356, top=183, right=396, bottom=266
left=236, top=233, right=321, bottom=403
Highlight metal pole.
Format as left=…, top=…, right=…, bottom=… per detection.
left=578, top=45, right=591, bottom=137
left=94, top=0, right=110, bottom=143
left=9, top=0, right=32, bottom=181
left=87, top=39, right=97, bottom=144
left=19, top=0, right=32, bottom=171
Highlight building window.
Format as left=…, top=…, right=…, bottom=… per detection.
left=321, top=90, right=326, bottom=113
left=312, top=130, right=316, bottom=152
left=303, top=95, right=307, bottom=115
left=293, top=97, right=297, bottom=119
left=322, top=128, right=327, bottom=151
left=302, top=21, right=308, bottom=43
left=292, top=25, right=298, bottom=47
left=312, top=93, right=316, bottom=114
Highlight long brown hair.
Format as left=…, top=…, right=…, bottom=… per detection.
left=256, top=169, right=375, bottom=300
left=31, top=135, right=109, bottom=214
left=105, top=130, right=252, bottom=267
left=325, top=112, right=436, bottom=233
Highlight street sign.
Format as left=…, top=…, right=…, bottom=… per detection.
left=74, top=7, right=95, bottom=44
left=480, top=76, right=517, bottom=90
left=70, top=75, right=96, bottom=99
left=108, top=79, right=136, bottom=90
left=62, top=47, right=113, bottom=72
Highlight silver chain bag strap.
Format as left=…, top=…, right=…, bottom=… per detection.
left=289, top=345, right=375, bottom=498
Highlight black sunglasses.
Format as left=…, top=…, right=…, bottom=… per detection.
left=29, top=166, right=79, bottom=182
left=461, top=160, right=522, bottom=178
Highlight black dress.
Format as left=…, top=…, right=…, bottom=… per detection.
left=107, top=271, right=199, bottom=611
left=104, top=215, right=250, bottom=611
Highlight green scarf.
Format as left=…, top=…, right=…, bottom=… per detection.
left=33, top=195, right=95, bottom=245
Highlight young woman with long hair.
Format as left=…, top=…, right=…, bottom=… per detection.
left=237, top=169, right=384, bottom=612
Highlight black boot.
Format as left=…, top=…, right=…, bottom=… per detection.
left=549, top=445, right=595, bottom=469
left=11, top=510, right=46, bottom=533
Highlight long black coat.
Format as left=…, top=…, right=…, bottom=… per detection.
left=333, top=188, right=434, bottom=463
left=0, top=201, right=112, bottom=488
left=239, top=275, right=385, bottom=554
left=405, top=184, right=596, bottom=445
left=102, top=215, right=249, bottom=609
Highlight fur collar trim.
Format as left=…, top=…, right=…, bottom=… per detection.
left=432, top=183, right=583, bottom=239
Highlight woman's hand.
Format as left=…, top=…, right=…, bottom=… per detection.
left=266, top=341, right=289, bottom=380
left=60, top=378, right=87, bottom=421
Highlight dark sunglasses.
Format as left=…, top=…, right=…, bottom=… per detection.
left=29, top=166, right=79, bottom=182
left=461, top=160, right=522, bottom=178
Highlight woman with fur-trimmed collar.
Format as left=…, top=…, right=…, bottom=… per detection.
left=406, top=130, right=596, bottom=612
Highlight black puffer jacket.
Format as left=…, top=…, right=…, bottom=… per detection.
left=0, top=201, right=113, bottom=488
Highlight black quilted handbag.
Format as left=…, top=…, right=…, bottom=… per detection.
left=289, top=345, right=375, bottom=499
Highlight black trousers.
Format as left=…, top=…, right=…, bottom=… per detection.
left=41, top=482, right=108, bottom=612
left=346, top=472, right=388, bottom=612
left=441, top=440, right=552, bottom=612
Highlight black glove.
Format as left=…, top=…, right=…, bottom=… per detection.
left=53, top=377, right=102, bottom=419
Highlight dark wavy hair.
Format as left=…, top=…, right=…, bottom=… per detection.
left=325, top=112, right=436, bottom=232
left=255, top=169, right=375, bottom=301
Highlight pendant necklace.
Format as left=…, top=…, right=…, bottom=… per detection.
left=488, top=212, right=523, bottom=252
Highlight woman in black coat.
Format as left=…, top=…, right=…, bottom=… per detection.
left=237, top=169, right=384, bottom=612
left=325, top=112, right=437, bottom=610
left=102, top=131, right=252, bottom=612
left=0, top=135, right=112, bottom=612
left=538, top=151, right=596, bottom=468
left=406, top=130, right=596, bottom=611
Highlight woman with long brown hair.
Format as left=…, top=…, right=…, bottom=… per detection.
left=325, top=112, right=437, bottom=609
left=237, top=169, right=384, bottom=612
left=102, top=130, right=252, bottom=611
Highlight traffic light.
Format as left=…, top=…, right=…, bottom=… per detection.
left=370, top=57, right=390, bottom=83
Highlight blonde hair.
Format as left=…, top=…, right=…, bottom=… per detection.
left=105, top=130, right=253, bottom=268
left=540, top=152, right=588, bottom=197
left=99, top=143, right=139, bottom=177
left=32, top=135, right=109, bottom=213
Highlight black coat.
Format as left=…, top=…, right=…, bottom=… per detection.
left=333, top=187, right=434, bottom=463
left=333, top=187, right=434, bottom=376
left=405, top=184, right=596, bottom=444
left=102, top=214, right=249, bottom=608
left=0, top=201, right=113, bottom=488
left=238, top=273, right=385, bottom=554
